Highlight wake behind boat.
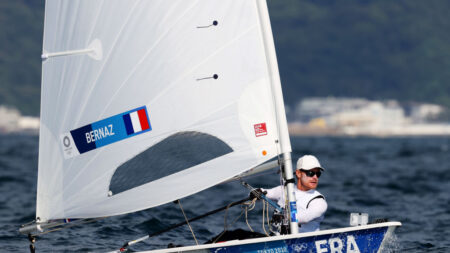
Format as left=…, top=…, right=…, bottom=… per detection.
left=20, top=0, right=400, bottom=252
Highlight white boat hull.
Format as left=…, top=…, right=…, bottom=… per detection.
left=139, top=221, right=401, bottom=253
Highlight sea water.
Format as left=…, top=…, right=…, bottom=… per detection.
left=0, top=135, right=448, bottom=252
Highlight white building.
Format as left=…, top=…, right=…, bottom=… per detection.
left=292, top=97, right=450, bottom=136
left=0, top=106, right=39, bottom=134
left=409, top=103, right=445, bottom=123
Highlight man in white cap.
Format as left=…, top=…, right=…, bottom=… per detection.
left=255, top=155, right=327, bottom=234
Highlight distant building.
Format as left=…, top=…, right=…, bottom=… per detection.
left=329, top=100, right=405, bottom=128
left=290, top=97, right=450, bottom=136
left=295, top=97, right=405, bottom=126
left=295, top=97, right=369, bottom=123
left=408, top=103, right=445, bottom=123
left=0, top=106, right=39, bottom=134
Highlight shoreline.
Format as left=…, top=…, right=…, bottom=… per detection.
left=288, top=123, right=450, bottom=137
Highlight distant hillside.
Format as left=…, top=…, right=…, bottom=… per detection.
left=0, top=0, right=43, bottom=116
left=268, top=0, right=450, bottom=108
left=1, top=0, right=449, bottom=116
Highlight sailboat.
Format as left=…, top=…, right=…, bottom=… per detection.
left=20, top=0, right=400, bottom=252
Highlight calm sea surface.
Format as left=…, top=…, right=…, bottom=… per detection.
left=0, top=135, right=449, bottom=252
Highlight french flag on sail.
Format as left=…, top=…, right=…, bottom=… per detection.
left=123, top=108, right=151, bottom=135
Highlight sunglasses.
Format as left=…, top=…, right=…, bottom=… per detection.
left=300, top=169, right=322, bottom=178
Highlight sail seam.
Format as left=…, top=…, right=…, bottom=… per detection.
left=53, top=0, right=84, bottom=129
left=147, top=24, right=258, bottom=109
left=59, top=110, right=238, bottom=204
left=57, top=2, right=257, bottom=197
left=57, top=1, right=106, bottom=132
left=60, top=1, right=205, bottom=202
left=95, top=0, right=202, bottom=122
left=60, top=1, right=105, bottom=132
left=71, top=1, right=142, bottom=127
left=61, top=1, right=142, bottom=175
left=61, top=150, right=270, bottom=219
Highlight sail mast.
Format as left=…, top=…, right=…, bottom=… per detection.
left=255, top=0, right=299, bottom=234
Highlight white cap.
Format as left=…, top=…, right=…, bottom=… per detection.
left=296, top=155, right=324, bottom=171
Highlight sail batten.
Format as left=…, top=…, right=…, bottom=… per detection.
left=37, top=0, right=289, bottom=222
left=93, top=2, right=203, bottom=125
left=72, top=1, right=141, bottom=127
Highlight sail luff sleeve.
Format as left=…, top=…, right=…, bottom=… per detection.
left=255, top=0, right=299, bottom=234
left=254, top=0, right=291, bottom=154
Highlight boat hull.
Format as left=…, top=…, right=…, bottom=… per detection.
left=143, top=222, right=401, bottom=253
left=204, top=226, right=390, bottom=253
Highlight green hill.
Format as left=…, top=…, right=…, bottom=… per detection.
left=269, top=0, right=450, bottom=108
left=0, top=0, right=43, bottom=115
left=1, top=0, right=449, bottom=116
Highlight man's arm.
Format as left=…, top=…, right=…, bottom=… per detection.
left=297, top=198, right=327, bottom=224
left=262, top=185, right=283, bottom=201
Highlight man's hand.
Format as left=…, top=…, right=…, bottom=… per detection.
left=249, top=188, right=267, bottom=200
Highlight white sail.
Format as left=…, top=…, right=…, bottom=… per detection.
left=37, top=0, right=291, bottom=222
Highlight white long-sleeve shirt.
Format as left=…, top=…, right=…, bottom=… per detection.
left=264, top=186, right=327, bottom=232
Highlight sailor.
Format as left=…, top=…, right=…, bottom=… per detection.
left=251, top=155, right=327, bottom=234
